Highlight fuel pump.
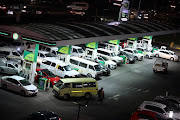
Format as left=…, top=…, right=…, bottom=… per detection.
left=84, top=48, right=97, bottom=61
left=21, top=44, right=39, bottom=83
left=84, top=42, right=99, bottom=61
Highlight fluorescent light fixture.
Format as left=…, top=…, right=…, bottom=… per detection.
left=22, top=37, right=56, bottom=46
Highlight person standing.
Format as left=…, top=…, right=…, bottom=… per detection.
left=98, top=87, right=104, bottom=104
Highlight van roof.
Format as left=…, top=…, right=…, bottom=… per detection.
left=72, top=45, right=82, bottom=49
left=27, top=48, right=49, bottom=54
left=43, top=57, right=67, bottom=66
left=97, top=48, right=114, bottom=53
left=0, top=47, right=18, bottom=52
left=70, top=56, right=98, bottom=65
left=61, top=77, right=96, bottom=83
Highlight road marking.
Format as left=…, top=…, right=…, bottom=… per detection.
left=108, top=94, right=120, bottom=101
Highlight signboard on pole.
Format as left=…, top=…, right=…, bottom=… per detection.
left=143, top=36, right=153, bottom=40
left=23, top=51, right=34, bottom=62
left=109, top=40, right=120, bottom=45
left=128, top=38, right=137, bottom=41
left=86, top=42, right=99, bottom=49
left=58, top=45, right=72, bottom=55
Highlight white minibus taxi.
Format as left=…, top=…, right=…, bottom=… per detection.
left=70, top=56, right=102, bottom=79
left=40, top=57, right=80, bottom=78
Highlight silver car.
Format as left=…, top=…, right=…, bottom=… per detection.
left=1, top=76, right=38, bottom=96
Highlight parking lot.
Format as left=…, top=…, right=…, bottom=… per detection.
left=1, top=55, right=180, bottom=120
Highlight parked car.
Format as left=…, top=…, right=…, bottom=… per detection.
left=153, top=59, right=168, bottom=73
left=0, top=47, right=23, bottom=60
left=0, top=58, right=19, bottom=75
left=35, top=69, right=61, bottom=87
left=25, top=111, right=61, bottom=120
left=122, top=48, right=144, bottom=61
left=154, top=50, right=178, bottom=61
left=1, top=75, right=38, bottom=96
left=136, top=47, right=154, bottom=59
left=138, top=101, right=174, bottom=119
left=154, top=96, right=180, bottom=113
left=95, top=56, right=117, bottom=69
left=118, top=51, right=135, bottom=64
left=98, top=62, right=110, bottom=76
left=130, top=110, right=173, bottom=120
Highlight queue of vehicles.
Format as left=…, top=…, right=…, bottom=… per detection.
left=0, top=41, right=179, bottom=99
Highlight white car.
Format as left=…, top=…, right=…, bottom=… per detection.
left=154, top=50, right=178, bottom=61
left=138, top=101, right=175, bottom=119
left=1, top=75, right=38, bottom=96
left=122, top=48, right=144, bottom=61
left=96, top=56, right=117, bottom=69
left=136, top=47, right=153, bottom=59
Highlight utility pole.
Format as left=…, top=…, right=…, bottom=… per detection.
left=138, top=0, right=142, bottom=11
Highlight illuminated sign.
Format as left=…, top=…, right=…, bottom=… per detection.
left=13, top=33, right=19, bottom=40
left=23, top=51, right=35, bottom=62
left=58, top=45, right=72, bottom=55
left=109, top=40, right=120, bottom=45
left=86, top=42, right=99, bottom=49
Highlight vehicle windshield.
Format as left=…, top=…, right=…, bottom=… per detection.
left=94, top=65, right=101, bottom=71
left=20, top=79, right=31, bottom=86
left=164, top=106, right=171, bottom=113
left=43, top=69, right=56, bottom=78
left=64, top=65, right=72, bottom=71
left=144, top=49, right=149, bottom=52
left=111, top=52, right=116, bottom=57
left=55, top=80, right=64, bottom=89
left=45, top=53, right=56, bottom=57
left=133, top=50, right=138, bottom=53
left=101, top=56, right=108, bottom=61
left=77, top=49, right=83, bottom=53
left=13, top=63, right=18, bottom=68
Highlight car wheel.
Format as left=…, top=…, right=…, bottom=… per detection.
left=20, top=90, right=26, bottom=96
left=2, top=84, right=7, bottom=90
left=134, top=56, right=138, bottom=60
left=155, top=54, right=159, bottom=57
left=63, top=94, right=70, bottom=100
left=85, top=93, right=92, bottom=99
left=87, top=73, right=92, bottom=78
left=170, top=57, right=174, bottom=61
left=146, top=55, right=149, bottom=58
left=153, top=70, right=157, bottom=73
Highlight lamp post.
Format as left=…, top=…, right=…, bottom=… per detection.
left=73, top=99, right=89, bottom=120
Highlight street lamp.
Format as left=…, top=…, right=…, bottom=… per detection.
left=73, top=99, right=89, bottom=120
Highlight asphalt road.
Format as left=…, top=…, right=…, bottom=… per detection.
left=0, top=57, right=180, bottom=120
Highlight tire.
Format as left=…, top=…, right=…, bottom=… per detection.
left=20, top=90, right=26, bottom=96
left=134, top=56, right=138, bottom=60
left=170, top=57, right=174, bottom=61
left=87, top=73, right=92, bottom=78
left=146, top=55, right=149, bottom=58
left=2, top=84, right=7, bottom=90
left=63, top=94, right=70, bottom=100
left=155, top=54, right=159, bottom=58
left=153, top=70, right=157, bottom=73
left=85, top=93, right=92, bottom=99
